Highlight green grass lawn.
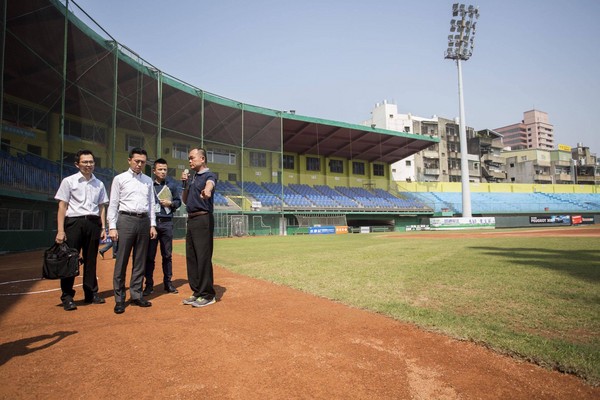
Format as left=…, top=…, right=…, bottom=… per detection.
left=177, top=230, right=600, bottom=384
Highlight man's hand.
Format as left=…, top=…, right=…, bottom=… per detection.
left=150, top=226, right=157, bottom=239
left=55, top=231, right=66, bottom=244
left=201, top=188, right=212, bottom=199
left=109, top=228, right=118, bottom=242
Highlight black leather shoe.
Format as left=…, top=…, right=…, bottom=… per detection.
left=63, top=299, right=77, bottom=311
left=131, top=298, right=152, bottom=307
left=84, top=295, right=106, bottom=304
left=143, top=286, right=154, bottom=296
left=114, top=302, right=126, bottom=314
left=164, top=284, right=178, bottom=294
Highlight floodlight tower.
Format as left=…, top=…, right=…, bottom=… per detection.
left=445, top=3, right=479, bottom=218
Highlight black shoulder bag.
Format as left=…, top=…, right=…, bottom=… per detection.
left=42, top=243, right=81, bottom=279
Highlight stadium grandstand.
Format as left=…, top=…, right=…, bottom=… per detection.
left=1, top=0, right=599, bottom=252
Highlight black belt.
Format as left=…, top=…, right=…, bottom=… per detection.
left=119, top=211, right=148, bottom=218
left=67, top=215, right=100, bottom=220
left=157, top=217, right=173, bottom=223
left=188, top=211, right=208, bottom=219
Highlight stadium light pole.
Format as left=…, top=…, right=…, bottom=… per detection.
left=445, top=3, right=479, bottom=218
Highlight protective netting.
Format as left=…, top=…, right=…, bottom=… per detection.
left=294, top=214, right=347, bottom=227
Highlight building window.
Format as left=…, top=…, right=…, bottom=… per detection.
left=329, top=159, right=343, bottom=173
left=282, top=154, right=295, bottom=170
left=405, top=160, right=411, bottom=167
left=250, top=151, right=267, bottom=168
left=64, top=119, right=106, bottom=145
left=207, top=149, right=236, bottom=165
left=126, top=135, right=144, bottom=151
left=172, top=143, right=189, bottom=160
left=352, top=161, right=365, bottom=175
left=27, top=144, right=42, bottom=156
left=373, top=164, right=385, bottom=177
left=2, top=100, right=49, bottom=131
left=306, top=157, right=320, bottom=171
left=0, top=208, right=44, bottom=231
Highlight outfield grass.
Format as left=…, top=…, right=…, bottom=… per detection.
left=181, top=229, right=600, bottom=384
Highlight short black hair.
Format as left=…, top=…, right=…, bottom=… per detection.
left=192, top=147, right=207, bottom=159
left=129, top=147, right=147, bottom=158
left=75, top=149, right=94, bottom=163
left=153, top=158, right=168, bottom=168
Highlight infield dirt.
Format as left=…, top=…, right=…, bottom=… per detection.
left=0, top=227, right=598, bottom=399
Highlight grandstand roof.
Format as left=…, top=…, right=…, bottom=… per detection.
left=3, top=0, right=438, bottom=164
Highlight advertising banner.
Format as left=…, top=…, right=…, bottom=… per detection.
left=335, top=226, right=348, bottom=234
left=571, top=215, right=595, bottom=225
left=529, top=215, right=571, bottom=225
left=309, top=226, right=336, bottom=235
left=581, top=215, right=596, bottom=224
left=429, top=217, right=496, bottom=230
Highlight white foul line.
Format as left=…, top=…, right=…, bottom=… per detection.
left=0, top=277, right=84, bottom=296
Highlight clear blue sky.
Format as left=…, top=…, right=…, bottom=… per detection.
left=72, top=0, right=600, bottom=151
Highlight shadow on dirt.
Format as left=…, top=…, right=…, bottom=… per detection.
left=0, top=330, right=78, bottom=366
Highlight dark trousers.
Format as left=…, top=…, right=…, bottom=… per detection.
left=61, top=216, right=102, bottom=301
left=145, top=219, right=174, bottom=289
left=185, top=214, right=215, bottom=300
left=113, top=214, right=150, bottom=302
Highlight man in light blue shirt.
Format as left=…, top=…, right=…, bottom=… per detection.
left=107, top=147, right=157, bottom=314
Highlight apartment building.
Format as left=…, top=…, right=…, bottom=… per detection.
left=572, top=143, right=599, bottom=185
left=550, top=146, right=574, bottom=184
left=365, top=101, right=480, bottom=183
left=365, top=103, right=598, bottom=185
left=504, top=149, right=552, bottom=184
left=468, top=129, right=507, bottom=183
left=494, top=109, right=554, bottom=150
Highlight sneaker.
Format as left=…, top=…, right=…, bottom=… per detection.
left=191, top=297, right=216, bottom=308
left=182, top=296, right=198, bottom=305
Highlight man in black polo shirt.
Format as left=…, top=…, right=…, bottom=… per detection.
left=144, top=158, right=181, bottom=295
left=181, top=147, right=217, bottom=308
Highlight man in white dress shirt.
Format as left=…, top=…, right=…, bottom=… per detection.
left=54, top=149, right=109, bottom=311
left=107, top=148, right=157, bottom=314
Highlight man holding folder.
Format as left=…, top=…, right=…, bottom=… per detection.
left=144, top=158, right=182, bottom=295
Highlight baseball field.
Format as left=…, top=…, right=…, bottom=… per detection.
left=0, top=225, right=598, bottom=399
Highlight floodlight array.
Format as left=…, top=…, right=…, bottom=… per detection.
left=445, top=3, right=479, bottom=61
